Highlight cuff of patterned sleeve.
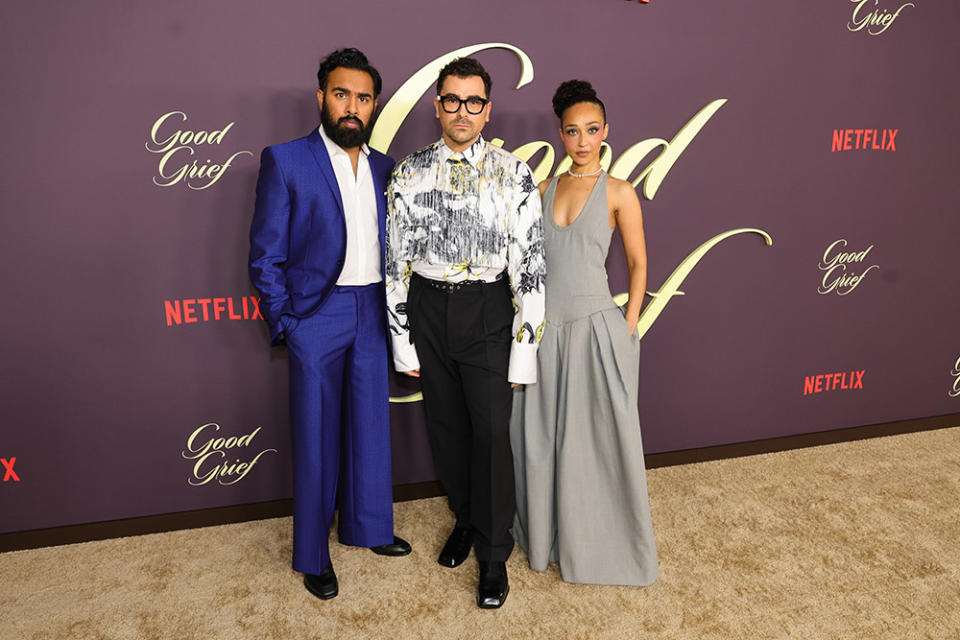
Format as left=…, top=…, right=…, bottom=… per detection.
left=390, top=333, right=421, bottom=373
left=508, top=342, right=539, bottom=385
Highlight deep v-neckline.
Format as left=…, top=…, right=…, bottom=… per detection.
left=548, top=173, right=603, bottom=230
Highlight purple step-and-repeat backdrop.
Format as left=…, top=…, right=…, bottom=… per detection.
left=2, top=1, right=958, bottom=534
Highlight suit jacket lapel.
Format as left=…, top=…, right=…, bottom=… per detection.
left=370, top=155, right=388, bottom=255
left=305, top=129, right=345, bottom=216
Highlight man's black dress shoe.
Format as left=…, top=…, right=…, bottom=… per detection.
left=370, top=535, right=412, bottom=556
left=303, top=563, right=338, bottom=600
left=477, top=561, right=509, bottom=609
left=437, top=526, right=474, bottom=568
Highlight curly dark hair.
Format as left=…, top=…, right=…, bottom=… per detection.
left=317, top=48, right=382, bottom=98
left=552, top=79, right=606, bottom=121
left=436, top=57, right=492, bottom=99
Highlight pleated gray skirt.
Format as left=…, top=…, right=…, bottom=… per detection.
left=510, top=306, right=659, bottom=586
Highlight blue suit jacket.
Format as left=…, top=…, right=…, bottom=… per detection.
left=249, top=129, right=396, bottom=345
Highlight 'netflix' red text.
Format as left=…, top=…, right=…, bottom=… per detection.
left=164, top=296, right=262, bottom=326
left=831, top=129, right=897, bottom=152
left=803, top=370, right=865, bottom=395
left=1, top=457, right=19, bottom=482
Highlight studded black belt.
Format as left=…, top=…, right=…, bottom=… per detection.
left=412, top=271, right=507, bottom=294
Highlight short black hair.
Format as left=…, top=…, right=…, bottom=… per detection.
left=317, top=48, right=382, bottom=98
left=436, top=57, right=492, bottom=99
left=552, top=79, right=606, bottom=122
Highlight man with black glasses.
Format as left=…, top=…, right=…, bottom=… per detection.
left=385, top=57, right=546, bottom=609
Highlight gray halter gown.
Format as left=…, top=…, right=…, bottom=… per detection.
left=510, top=172, right=659, bottom=586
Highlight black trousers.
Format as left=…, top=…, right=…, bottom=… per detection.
left=408, top=274, right=516, bottom=562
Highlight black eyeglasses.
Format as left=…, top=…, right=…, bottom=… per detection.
left=438, top=94, right=489, bottom=115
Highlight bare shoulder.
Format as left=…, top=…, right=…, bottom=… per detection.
left=607, top=175, right=636, bottom=199
left=537, top=178, right=551, bottom=197
left=607, top=176, right=641, bottom=210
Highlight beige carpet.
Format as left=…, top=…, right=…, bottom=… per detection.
left=2, top=428, right=959, bottom=640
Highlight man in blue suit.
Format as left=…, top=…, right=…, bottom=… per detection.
left=249, top=48, right=410, bottom=601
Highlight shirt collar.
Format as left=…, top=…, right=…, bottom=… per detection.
left=437, top=135, right=485, bottom=168
left=318, top=125, right=369, bottom=159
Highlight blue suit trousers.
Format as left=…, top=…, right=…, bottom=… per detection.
left=284, top=283, right=394, bottom=574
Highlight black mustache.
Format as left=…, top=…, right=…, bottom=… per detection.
left=338, top=116, right=363, bottom=126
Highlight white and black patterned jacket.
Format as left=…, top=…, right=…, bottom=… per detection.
left=385, top=136, right=546, bottom=384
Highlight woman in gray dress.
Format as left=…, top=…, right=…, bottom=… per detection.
left=511, top=80, right=658, bottom=586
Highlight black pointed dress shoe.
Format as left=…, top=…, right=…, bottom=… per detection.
left=477, top=561, right=509, bottom=609
left=303, top=563, right=338, bottom=600
left=370, top=535, right=412, bottom=556
left=438, top=526, right=475, bottom=568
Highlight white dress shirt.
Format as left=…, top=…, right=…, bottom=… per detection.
left=318, top=126, right=381, bottom=285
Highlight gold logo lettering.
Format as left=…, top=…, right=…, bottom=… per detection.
left=817, top=239, right=879, bottom=296
left=181, top=423, right=277, bottom=486
left=613, top=228, right=774, bottom=339
left=146, top=111, right=252, bottom=190
left=847, top=0, right=915, bottom=36
left=950, top=356, right=960, bottom=398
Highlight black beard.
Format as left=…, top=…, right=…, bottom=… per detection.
left=320, top=100, right=372, bottom=149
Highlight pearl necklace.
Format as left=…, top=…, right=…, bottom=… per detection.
left=567, top=167, right=603, bottom=178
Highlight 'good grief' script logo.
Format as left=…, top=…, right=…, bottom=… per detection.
left=950, top=356, right=960, bottom=398
left=145, top=111, right=252, bottom=190
left=181, top=423, right=277, bottom=486
left=847, top=0, right=915, bottom=35
left=378, top=43, right=774, bottom=403
left=818, top=239, right=879, bottom=296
